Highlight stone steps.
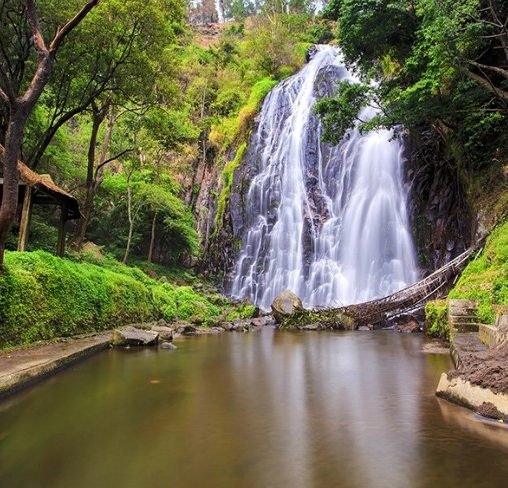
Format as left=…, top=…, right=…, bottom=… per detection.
left=448, top=299, right=487, bottom=334
left=451, top=323, right=482, bottom=333
left=449, top=315, right=481, bottom=322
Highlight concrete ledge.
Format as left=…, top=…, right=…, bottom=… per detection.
left=479, top=324, right=499, bottom=348
left=0, top=333, right=112, bottom=398
left=437, top=373, right=508, bottom=416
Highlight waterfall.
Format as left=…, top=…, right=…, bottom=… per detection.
left=230, top=45, right=418, bottom=311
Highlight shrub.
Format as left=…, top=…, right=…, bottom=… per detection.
left=425, top=300, right=449, bottom=339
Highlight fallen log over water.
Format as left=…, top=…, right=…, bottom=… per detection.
left=283, top=241, right=485, bottom=329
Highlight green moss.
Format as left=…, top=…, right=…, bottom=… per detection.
left=214, top=142, right=248, bottom=231
left=281, top=308, right=356, bottom=330
left=209, top=77, right=277, bottom=152
left=448, top=220, right=508, bottom=324
left=225, top=303, right=256, bottom=320
left=0, top=251, right=240, bottom=348
left=425, top=300, right=449, bottom=339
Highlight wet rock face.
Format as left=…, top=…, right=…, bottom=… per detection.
left=406, top=128, right=474, bottom=271
left=216, top=57, right=350, bottom=293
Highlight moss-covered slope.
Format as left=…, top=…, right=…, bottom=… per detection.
left=449, top=220, right=508, bottom=324
left=0, top=251, right=251, bottom=348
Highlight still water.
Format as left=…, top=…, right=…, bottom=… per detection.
left=1, top=329, right=507, bottom=488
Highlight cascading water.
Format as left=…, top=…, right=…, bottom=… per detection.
left=230, top=45, right=418, bottom=311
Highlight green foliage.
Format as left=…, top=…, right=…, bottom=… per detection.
left=92, top=171, right=199, bottom=262
left=0, top=251, right=152, bottom=347
left=322, top=0, right=342, bottom=21
left=241, top=14, right=308, bottom=78
left=321, top=0, right=418, bottom=73
left=425, top=300, right=449, bottom=339
left=209, top=77, right=279, bottom=150
left=314, top=81, right=372, bottom=143
left=0, top=251, right=244, bottom=348
left=319, top=0, right=508, bottom=169
left=449, top=221, right=508, bottom=324
left=281, top=308, right=356, bottom=329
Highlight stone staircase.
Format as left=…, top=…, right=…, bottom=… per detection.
left=448, top=299, right=483, bottom=333
left=437, top=301, right=508, bottom=418
left=447, top=299, right=505, bottom=369
left=449, top=299, right=508, bottom=344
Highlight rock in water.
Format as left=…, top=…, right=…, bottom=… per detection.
left=271, top=290, right=303, bottom=324
left=150, top=325, right=174, bottom=341
left=113, top=326, right=159, bottom=346
left=160, top=342, right=177, bottom=350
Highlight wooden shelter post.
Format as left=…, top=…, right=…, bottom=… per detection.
left=57, top=205, right=67, bottom=257
left=17, top=186, right=33, bottom=251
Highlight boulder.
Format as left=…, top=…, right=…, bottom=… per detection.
left=113, top=326, right=159, bottom=346
left=220, top=322, right=234, bottom=331
left=251, top=316, right=276, bottom=327
left=396, top=317, right=421, bottom=333
left=150, top=325, right=174, bottom=341
left=271, top=290, right=303, bottom=324
left=160, top=342, right=177, bottom=350
left=179, top=324, right=198, bottom=336
left=231, top=319, right=251, bottom=332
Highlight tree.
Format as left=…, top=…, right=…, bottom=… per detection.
left=317, top=0, right=508, bottom=167
left=23, top=0, right=186, bottom=170
left=0, top=0, right=99, bottom=268
left=71, top=102, right=133, bottom=250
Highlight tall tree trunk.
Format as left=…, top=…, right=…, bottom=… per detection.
left=17, top=186, right=33, bottom=251
left=123, top=184, right=134, bottom=264
left=0, top=107, right=28, bottom=268
left=147, top=211, right=158, bottom=263
left=0, top=0, right=99, bottom=269
left=72, top=105, right=112, bottom=249
left=72, top=111, right=102, bottom=249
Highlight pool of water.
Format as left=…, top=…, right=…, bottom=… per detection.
left=1, top=329, right=507, bottom=487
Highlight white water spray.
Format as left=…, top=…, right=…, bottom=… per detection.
left=231, top=46, right=418, bottom=311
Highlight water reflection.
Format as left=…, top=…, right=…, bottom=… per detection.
left=0, top=330, right=507, bottom=488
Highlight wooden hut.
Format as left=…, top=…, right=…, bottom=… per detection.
left=0, top=145, right=81, bottom=256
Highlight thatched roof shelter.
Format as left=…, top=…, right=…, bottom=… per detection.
left=0, top=144, right=81, bottom=256
left=0, top=144, right=80, bottom=220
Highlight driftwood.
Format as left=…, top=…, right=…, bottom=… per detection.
left=288, top=242, right=485, bottom=328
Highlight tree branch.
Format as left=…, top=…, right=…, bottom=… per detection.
left=464, top=68, right=508, bottom=101
left=0, top=87, right=8, bottom=104
left=94, top=148, right=133, bottom=179
left=467, top=59, right=508, bottom=81
left=49, top=0, right=100, bottom=53
left=25, top=0, right=48, bottom=56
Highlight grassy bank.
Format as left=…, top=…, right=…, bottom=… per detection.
left=425, top=220, right=508, bottom=337
left=0, top=251, right=253, bottom=348
left=449, top=220, right=508, bottom=324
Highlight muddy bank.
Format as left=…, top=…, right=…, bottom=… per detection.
left=448, top=342, right=508, bottom=394
left=436, top=332, right=508, bottom=419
